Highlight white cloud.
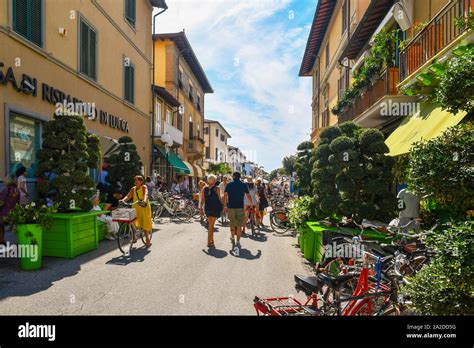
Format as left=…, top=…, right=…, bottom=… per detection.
left=155, top=0, right=313, bottom=170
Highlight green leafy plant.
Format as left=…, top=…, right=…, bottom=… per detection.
left=454, top=11, right=474, bottom=31
left=435, top=45, right=474, bottom=115
left=106, top=136, right=143, bottom=194
left=295, top=141, right=315, bottom=196
left=312, top=122, right=398, bottom=223
left=407, top=123, right=474, bottom=218
left=6, top=202, right=59, bottom=231
left=332, top=29, right=398, bottom=116
left=208, top=163, right=232, bottom=175
left=404, top=220, right=474, bottom=315
left=36, top=114, right=100, bottom=212
left=289, top=196, right=316, bottom=231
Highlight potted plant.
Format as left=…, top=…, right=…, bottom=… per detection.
left=36, top=113, right=103, bottom=259
left=6, top=202, right=58, bottom=270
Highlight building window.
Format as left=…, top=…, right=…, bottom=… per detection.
left=325, top=42, right=330, bottom=68
left=189, top=84, right=194, bottom=102
left=124, top=59, right=135, bottom=104
left=215, top=129, right=219, bottom=137
left=204, top=127, right=209, bottom=134
left=206, top=147, right=210, bottom=159
left=342, top=0, right=349, bottom=34
left=12, top=0, right=42, bottom=47
left=154, top=102, right=162, bottom=135
left=215, top=148, right=218, bottom=161
left=220, top=134, right=225, bottom=142
left=197, top=124, right=200, bottom=139
left=166, top=109, right=171, bottom=124
left=177, top=113, right=182, bottom=131
left=80, top=18, right=97, bottom=80
left=197, top=95, right=201, bottom=112
left=9, top=112, right=41, bottom=179
left=189, top=115, right=193, bottom=139
left=124, top=0, right=136, bottom=27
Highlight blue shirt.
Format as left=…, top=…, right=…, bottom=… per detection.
left=225, top=179, right=249, bottom=209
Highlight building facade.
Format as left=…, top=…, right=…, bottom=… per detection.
left=227, top=145, right=246, bottom=174
left=152, top=31, right=213, bottom=185
left=203, top=119, right=231, bottom=170
left=0, top=0, right=165, bottom=193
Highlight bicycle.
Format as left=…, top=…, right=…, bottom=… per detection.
left=113, top=202, right=153, bottom=255
left=268, top=205, right=293, bottom=234
left=246, top=205, right=260, bottom=237
left=152, top=191, right=194, bottom=223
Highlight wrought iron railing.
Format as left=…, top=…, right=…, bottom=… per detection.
left=400, top=0, right=472, bottom=81
left=338, top=67, right=399, bottom=123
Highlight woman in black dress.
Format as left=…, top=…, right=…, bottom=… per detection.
left=256, top=178, right=270, bottom=227
left=200, top=174, right=223, bottom=248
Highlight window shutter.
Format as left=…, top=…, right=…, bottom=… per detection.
left=30, top=0, right=42, bottom=46
left=130, top=65, right=135, bottom=104
left=13, top=0, right=28, bottom=38
left=125, top=65, right=134, bottom=103
left=89, top=29, right=96, bottom=80
left=80, top=21, right=89, bottom=76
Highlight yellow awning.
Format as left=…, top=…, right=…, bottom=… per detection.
left=385, top=104, right=466, bottom=157
left=182, top=161, right=195, bottom=177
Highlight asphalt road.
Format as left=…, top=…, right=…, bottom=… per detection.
left=0, top=216, right=310, bottom=315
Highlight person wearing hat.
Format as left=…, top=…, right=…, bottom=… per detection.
left=243, top=176, right=257, bottom=235
left=90, top=193, right=118, bottom=240
left=223, top=172, right=254, bottom=249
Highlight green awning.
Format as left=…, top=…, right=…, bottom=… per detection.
left=155, top=146, right=190, bottom=175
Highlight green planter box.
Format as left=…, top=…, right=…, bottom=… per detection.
left=297, top=227, right=305, bottom=252
left=305, top=222, right=341, bottom=263
left=97, top=221, right=107, bottom=242
left=16, top=224, right=42, bottom=270
left=303, top=224, right=316, bottom=262
left=43, top=211, right=106, bottom=259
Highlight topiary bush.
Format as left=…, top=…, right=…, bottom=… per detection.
left=295, top=141, right=315, bottom=196
left=407, top=123, right=474, bottom=218
left=404, top=221, right=474, bottom=315
left=312, top=122, right=398, bottom=222
left=36, top=114, right=100, bottom=212
left=105, top=136, right=143, bottom=195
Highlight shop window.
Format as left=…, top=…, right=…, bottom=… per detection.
left=13, top=0, right=42, bottom=47
left=124, top=59, right=135, bottom=104
left=124, top=0, right=136, bottom=27
left=9, top=112, right=41, bottom=179
left=80, top=18, right=97, bottom=80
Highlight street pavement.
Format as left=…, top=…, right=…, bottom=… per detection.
left=0, top=216, right=310, bottom=315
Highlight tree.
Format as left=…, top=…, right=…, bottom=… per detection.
left=208, top=163, right=232, bottom=175
left=282, top=155, right=298, bottom=176
left=269, top=168, right=285, bottom=180
left=407, top=123, right=474, bottom=217
left=295, top=141, right=314, bottom=196
left=36, top=114, right=100, bottom=212
left=105, top=136, right=143, bottom=194
left=312, top=122, right=398, bottom=222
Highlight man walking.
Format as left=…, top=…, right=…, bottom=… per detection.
left=223, top=172, right=254, bottom=251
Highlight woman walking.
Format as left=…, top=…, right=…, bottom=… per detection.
left=0, top=176, right=20, bottom=248
left=16, top=167, right=29, bottom=206
left=243, top=177, right=257, bottom=236
left=120, top=175, right=153, bottom=248
left=255, top=178, right=269, bottom=227
left=200, top=174, right=223, bottom=248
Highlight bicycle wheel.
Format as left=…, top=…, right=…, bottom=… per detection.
left=270, top=210, right=291, bottom=234
left=174, top=203, right=193, bottom=222
left=117, top=223, right=133, bottom=255
left=152, top=204, right=163, bottom=223
left=140, top=229, right=153, bottom=245
left=250, top=214, right=256, bottom=237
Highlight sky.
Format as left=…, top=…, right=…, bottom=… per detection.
left=153, top=0, right=317, bottom=172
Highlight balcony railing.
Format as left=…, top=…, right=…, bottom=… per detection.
left=400, top=0, right=472, bottom=81
left=339, top=67, right=399, bottom=123
left=185, top=137, right=204, bottom=155
left=163, top=122, right=183, bottom=146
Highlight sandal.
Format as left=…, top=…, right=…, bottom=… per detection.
left=146, top=242, right=152, bottom=248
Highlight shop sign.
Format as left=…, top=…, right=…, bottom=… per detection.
left=0, top=62, right=129, bottom=133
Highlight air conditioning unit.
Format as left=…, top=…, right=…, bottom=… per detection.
left=394, top=0, right=414, bottom=31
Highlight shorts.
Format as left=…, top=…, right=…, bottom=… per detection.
left=228, top=208, right=245, bottom=227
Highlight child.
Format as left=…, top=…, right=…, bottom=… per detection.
left=90, top=194, right=118, bottom=241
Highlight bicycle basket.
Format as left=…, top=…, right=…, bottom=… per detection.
left=112, top=208, right=137, bottom=222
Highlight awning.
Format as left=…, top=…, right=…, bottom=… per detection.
left=182, top=161, right=195, bottom=176
left=193, top=164, right=205, bottom=178
left=385, top=103, right=467, bottom=157
left=154, top=146, right=190, bottom=175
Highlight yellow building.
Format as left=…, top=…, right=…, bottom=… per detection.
left=300, top=0, right=371, bottom=144
left=0, top=0, right=167, bottom=193
left=153, top=31, right=213, bottom=186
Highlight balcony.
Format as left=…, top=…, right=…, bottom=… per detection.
left=338, top=68, right=418, bottom=128
left=163, top=122, right=183, bottom=146
left=185, top=136, right=205, bottom=159
left=400, top=0, right=473, bottom=82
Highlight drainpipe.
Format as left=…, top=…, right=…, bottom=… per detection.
left=151, top=6, right=168, bottom=179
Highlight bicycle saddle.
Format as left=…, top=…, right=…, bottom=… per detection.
left=316, top=272, right=359, bottom=288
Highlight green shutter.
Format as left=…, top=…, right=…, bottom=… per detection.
left=80, top=21, right=89, bottom=76
left=124, top=65, right=134, bottom=104
left=130, top=65, right=134, bottom=104
left=89, top=29, right=96, bottom=80
left=80, top=20, right=96, bottom=80
left=13, top=0, right=42, bottom=47
left=125, top=0, right=136, bottom=26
